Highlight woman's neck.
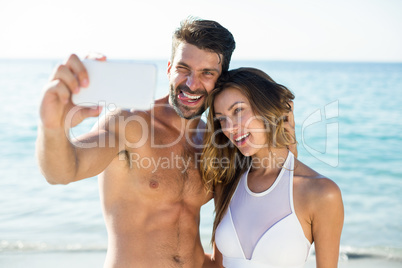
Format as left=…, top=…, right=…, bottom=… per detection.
left=250, top=147, right=289, bottom=176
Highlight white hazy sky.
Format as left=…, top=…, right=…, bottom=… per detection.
left=1, top=0, right=401, bottom=62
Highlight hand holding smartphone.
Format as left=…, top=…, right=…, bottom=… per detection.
left=72, top=60, right=157, bottom=109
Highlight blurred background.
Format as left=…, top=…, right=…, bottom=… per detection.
left=1, top=0, right=401, bottom=267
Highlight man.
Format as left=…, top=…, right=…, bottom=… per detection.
left=37, top=18, right=236, bottom=267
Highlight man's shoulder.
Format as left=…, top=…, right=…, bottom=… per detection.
left=102, top=108, right=151, bottom=127
left=87, top=108, right=153, bottom=149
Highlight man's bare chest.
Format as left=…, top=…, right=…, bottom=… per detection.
left=114, top=144, right=206, bottom=203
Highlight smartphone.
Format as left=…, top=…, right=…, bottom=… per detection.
left=72, top=60, right=157, bottom=109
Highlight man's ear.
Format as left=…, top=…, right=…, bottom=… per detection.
left=167, top=61, right=172, bottom=78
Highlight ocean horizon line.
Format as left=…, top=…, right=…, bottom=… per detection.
left=1, top=57, right=402, bottom=65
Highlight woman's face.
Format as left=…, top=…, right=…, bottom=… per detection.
left=214, top=87, right=267, bottom=156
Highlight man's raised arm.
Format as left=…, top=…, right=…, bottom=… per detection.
left=36, top=54, right=120, bottom=185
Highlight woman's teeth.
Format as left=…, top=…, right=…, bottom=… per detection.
left=235, top=133, right=250, bottom=142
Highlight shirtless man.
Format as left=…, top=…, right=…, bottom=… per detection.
left=36, top=18, right=236, bottom=267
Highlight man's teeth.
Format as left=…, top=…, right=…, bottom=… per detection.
left=235, top=133, right=250, bottom=142
left=182, top=91, right=202, bottom=100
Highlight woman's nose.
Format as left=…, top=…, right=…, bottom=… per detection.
left=224, top=118, right=239, bottom=134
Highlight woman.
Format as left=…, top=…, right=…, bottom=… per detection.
left=201, top=68, right=344, bottom=268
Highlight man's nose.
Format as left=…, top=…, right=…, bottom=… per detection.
left=186, top=73, right=200, bottom=91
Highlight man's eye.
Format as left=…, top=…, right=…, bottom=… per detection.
left=177, top=66, right=188, bottom=72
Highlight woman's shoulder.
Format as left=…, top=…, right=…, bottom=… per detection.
left=293, top=159, right=342, bottom=207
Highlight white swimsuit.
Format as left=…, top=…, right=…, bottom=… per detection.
left=215, top=152, right=311, bottom=268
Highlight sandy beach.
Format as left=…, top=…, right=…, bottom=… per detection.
left=1, top=251, right=401, bottom=268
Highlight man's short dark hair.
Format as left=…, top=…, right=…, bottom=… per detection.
left=171, top=17, right=236, bottom=73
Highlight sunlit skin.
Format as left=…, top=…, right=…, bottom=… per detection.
left=214, top=87, right=269, bottom=158
left=37, top=44, right=227, bottom=267
left=168, top=42, right=222, bottom=119
left=37, top=47, right=304, bottom=268
left=206, top=87, right=344, bottom=268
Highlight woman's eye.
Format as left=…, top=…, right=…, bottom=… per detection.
left=234, top=107, right=242, bottom=114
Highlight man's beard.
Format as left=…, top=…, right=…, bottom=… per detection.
left=169, top=84, right=207, bottom=120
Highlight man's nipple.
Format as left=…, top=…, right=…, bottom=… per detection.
left=149, top=180, right=159, bottom=189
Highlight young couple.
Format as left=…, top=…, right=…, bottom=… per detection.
left=37, top=17, right=343, bottom=267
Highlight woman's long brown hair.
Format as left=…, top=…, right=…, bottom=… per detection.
left=200, top=67, right=295, bottom=243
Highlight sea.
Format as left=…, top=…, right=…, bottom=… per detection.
left=0, top=59, right=401, bottom=263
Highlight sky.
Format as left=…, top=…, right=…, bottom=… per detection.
left=1, top=0, right=401, bottom=62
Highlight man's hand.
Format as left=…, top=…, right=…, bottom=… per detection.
left=284, top=101, right=298, bottom=158
left=40, top=54, right=104, bottom=130
left=37, top=53, right=118, bottom=185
